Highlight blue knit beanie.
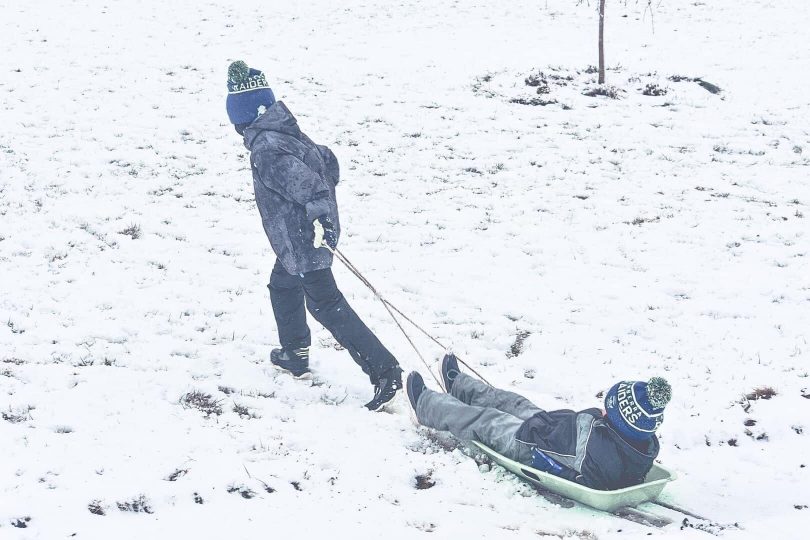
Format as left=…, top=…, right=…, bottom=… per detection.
left=226, top=60, right=276, bottom=125
left=604, top=378, right=672, bottom=442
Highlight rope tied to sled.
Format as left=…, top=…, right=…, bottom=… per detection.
left=326, top=246, right=492, bottom=389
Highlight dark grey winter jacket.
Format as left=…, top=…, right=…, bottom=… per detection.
left=515, top=408, right=659, bottom=490
left=242, top=101, right=340, bottom=275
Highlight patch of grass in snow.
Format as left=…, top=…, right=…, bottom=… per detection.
left=78, top=222, right=119, bottom=249
left=149, top=186, right=174, bottom=196
left=743, top=425, right=770, bottom=441
left=583, top=85, right=624, bottom=99
left=88, top=500, right=106, bottom=515
left=116, top=495, right=153, bottom=513
left=506, top=330, right=531, bottom=358
left=74, top=356, right=95, bottom=367
left=625, top=216, right=661, bottom=226
left=118, top=223, right=141, bottom=239
left=565, top=530, right=598, bottom=540
left=414, top=471, right=436, bottom=490
left=471, top=73, right=497, bottom=98
left=510, top=96, right=558, bottom=106
left=533, top=530, right=597, bottom=540
left=232, top=403, right=259, bottom=419
left=525, top=71, right=552, bottom=93
left=2, top=405, right=33, bottom=424
left=409, top=521, right=436, bottom=533
left=744, top=386, right=777, bottom=401
left=244, top=389, right=276, bottom=399
left=6, top=318, right=25, bottom=334
left=180, top=390, right=223, bottom=417
left=227, top=484, right=255, bottom=499
left=217, top=385, right=236, bottom=395
left=10, top=516, right=31, bottom=528
left=642, top=83, right=668, bottom=96
left=165, top=468, right=188, bottom=481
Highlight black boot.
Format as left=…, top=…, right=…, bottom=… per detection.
left=440, top=353, right=461, bottom=392
left=406, top=371, right=426, bottom=412
left=270, top=347, right=311, bottom=379
left=364, top=367, right=403, bottom=411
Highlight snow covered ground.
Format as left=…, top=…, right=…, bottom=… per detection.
left=2, top=0, right=809, bottom=538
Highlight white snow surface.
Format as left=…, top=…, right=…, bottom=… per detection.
left=2, top=0, right=809, bottom=538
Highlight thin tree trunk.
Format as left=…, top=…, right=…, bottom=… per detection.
left=598, top=0, right=606, bottom=84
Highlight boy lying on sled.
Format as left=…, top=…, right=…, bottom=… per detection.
left=406, top=355, right=671, bottom=491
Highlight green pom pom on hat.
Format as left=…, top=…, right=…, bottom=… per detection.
left=228, top=60, right=251, bottom=86
left=646, top=377, right=672, bottom=410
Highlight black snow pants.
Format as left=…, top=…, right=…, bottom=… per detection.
left=268, top=259, right=399, bottom=384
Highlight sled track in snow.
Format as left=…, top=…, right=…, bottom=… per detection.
left=533, top=485, right=740, bottom=535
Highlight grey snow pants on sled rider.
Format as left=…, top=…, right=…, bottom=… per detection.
left=415, top=372, right=538, bottom=464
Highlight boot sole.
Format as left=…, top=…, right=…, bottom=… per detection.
left=405, top=386, right=420, bottom=425
left=407, top=402, right=420, bottom=426
left=440, top=357, right=459, bottom=393
left=272, top=364, right=312, bottom=380
left=365, top=388, right=401, bottom=412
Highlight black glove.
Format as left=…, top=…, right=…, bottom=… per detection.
left=312, top=216, right=338, bottom=250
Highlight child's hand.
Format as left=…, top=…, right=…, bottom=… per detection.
left=312, top=216, right=337, bottom=249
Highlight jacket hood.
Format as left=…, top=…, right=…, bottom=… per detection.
left=243, top=101, right=300, bottom=150
left=603, top=419, right=660, bottom=460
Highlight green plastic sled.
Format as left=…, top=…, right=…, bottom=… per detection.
left=473, top=442, right=676, bottom=513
